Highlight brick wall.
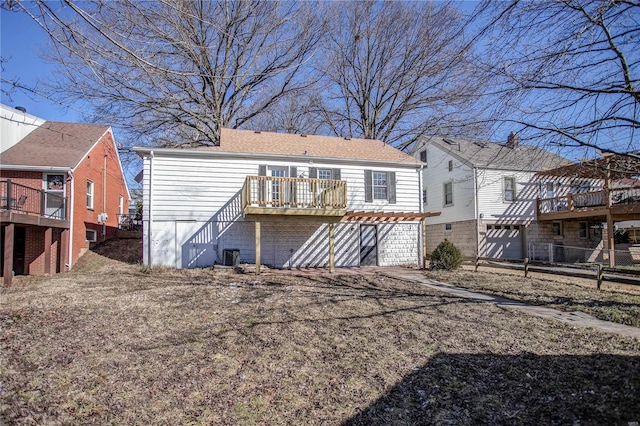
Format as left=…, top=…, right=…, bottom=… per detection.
left=69, top=130, right=129, bottom=267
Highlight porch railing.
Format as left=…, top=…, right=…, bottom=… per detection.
left=0, top=179, right=67, bottom=220
left=538, top=186, right=639, bottom=215
left=242, top=176, right=347, bottom=210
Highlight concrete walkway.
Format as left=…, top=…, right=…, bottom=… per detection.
left=382, top=268, right=640, bottom=340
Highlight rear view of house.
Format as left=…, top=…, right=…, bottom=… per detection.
left=135, top=128, right=436, bottom=271
left=1, top=105, right=130, bottom=284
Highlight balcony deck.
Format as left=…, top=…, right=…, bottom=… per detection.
left=241, top=176, right=347, bottom=219
left=1, top=180, right=69, bottom=228
left=537, top=187, right=640, bottom=221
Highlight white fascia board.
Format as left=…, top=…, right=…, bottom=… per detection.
left=0, top=165, right=71, bottom=173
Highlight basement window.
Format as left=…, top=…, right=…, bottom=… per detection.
left=86, top=229, right=97, bottom=242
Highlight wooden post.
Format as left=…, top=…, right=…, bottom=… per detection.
left=597, top=263, right=603, bottom=290
left=255, top=221, right=261, bottom=274
left=44, top=228, right=52, bottom=274
left=475, top=256, right=479, bottom=272
left=524, top=257, right=529, bottom=278
left=329, top=223, right=335, bottom=273
left=421, top=218, right=428, bottom=269
left=3, top=223, right=14, bottom=286
left=606, top=213, right=615, bottom=267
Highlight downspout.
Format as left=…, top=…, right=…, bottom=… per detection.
left=418, top=165, right=425, bottom=266
left=67, top=170, right=74, bottom=270
left=103, top=154, right=107, bottom=241
left=473, top=167, right=480, bottom=259
left=147, top=151, right=154, bottom=267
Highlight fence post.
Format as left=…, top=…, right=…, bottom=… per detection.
left=549, top=243, right=554, bottom=263
left=524, top=257, right=529, bottom=278
left=475, top=256, right=479, bottom=272
left=597, top=263, right=603, bottom=290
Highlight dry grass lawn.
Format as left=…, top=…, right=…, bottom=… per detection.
left=426, top=267, right=640, bottom=327
left=1, top=244, right=639, bottom=425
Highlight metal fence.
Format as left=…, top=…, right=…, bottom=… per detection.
left=1, top=179, right=67, bottom=220
left=527, top=242, right=639, bottom=268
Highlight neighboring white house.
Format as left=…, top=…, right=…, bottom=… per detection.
left=1, top=104, right=45, bottom=153
left=413, top=133, right=569, bottom=259
left=135, top=129, right=434, bottom=270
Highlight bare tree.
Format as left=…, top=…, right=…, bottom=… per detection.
left=473, top=1, right=639, bottom=159
left=3, top=0, right=325, bottom=146
left=318, top=1, right=486, bottom=150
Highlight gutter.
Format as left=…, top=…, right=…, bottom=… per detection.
left=0, top=165, right=71, bottom=173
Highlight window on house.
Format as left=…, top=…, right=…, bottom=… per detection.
left=364, top=170, right=396, bottom=203
left=448, top=160, right=453, bottom=172
left=579, top=222, right=588, bottom=239
left=419, top=149, right=427, bottom=164
left=504, top=177, right=516, bottom=202
left=444, top=182, right=453, bottom=206
left=318, top=169, right=332, bottom=180
left=552, top=222, right=563, bottom=237
left=422, top=188, right=427, bottom=204
left=86, top=229, right=97, bottom=242
left=86, top=180, right=94, bottom=209
left=445, top=223, right=452, bottom=231
left=373, top=172, right=387, bottom=200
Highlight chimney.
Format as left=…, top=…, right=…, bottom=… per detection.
left=507, top=131, right=519, bottom=148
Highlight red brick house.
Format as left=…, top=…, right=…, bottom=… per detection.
left=1, top=120, right=130, bottom=284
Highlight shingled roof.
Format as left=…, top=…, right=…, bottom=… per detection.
left=192, top=128, right=419, bottom=164
left=420, top=136, right=570, bottom=172
left=1, top=121, right=110, bottom=169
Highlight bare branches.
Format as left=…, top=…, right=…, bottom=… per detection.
left=317, top=1, right=486, bottom=150
left=6, top=0, right=325, bottom=146
left=475, top=0, right=639, bottom=157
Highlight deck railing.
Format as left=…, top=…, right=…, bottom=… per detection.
left=537, top=187, right=639, bottom=215
left=242, top=176, right=347, bottom=211
left=0, top=179, right=67, bottom=220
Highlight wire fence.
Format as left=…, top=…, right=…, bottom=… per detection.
left=527, top=242, right=639, bottom=268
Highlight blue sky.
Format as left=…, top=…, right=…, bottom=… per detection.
left=1, top=6, right=81, bottom=121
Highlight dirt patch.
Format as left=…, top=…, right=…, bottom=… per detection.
left=1, top=258, right=639, bottom=424
left=425, top=267, right=640, bottom=327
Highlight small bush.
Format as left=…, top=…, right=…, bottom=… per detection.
left=430, top=239, right=462, bottom=271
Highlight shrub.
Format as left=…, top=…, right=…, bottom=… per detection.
left=430, top=239, right=462, bottom=271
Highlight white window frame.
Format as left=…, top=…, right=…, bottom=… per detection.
left=504, top=176, right=516, bottom=202
left=118, top=195, right=124, bottom=215
left=444, top=181, right=454, bottom=206
left=445, top=223, right=452, bottom=232
left=372, top=171, right=388, bottom=200
left=86, top=180, right=94, bottom=209
left=86, top=229, right=97, bottom=242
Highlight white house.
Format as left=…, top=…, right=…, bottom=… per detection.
left=135, top=128, right=436, bottom=270
left=413, top=133, right=568, bottom=259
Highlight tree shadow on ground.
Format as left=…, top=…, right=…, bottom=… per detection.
left=343, top=352, right=640, bottom=426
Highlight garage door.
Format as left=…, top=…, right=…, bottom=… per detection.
left=485, top=224, right=523, bottom=259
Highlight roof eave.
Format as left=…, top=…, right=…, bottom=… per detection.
left=133, top=147, right=422, bottom=169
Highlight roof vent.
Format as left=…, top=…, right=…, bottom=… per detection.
left=443, top=138, right=455, bottom=145
left=344, top=137, right=351, bottom=140
left=474, top=141, right=487, bottom=148
left=300, top=134, right=307, bottom=138
left=15, top=106, right=27, bottom=113
left=254, top=131, right=261, bottom=134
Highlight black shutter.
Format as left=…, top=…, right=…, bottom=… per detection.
left=308, top=167, right=317, bottom=178
left=258, top=165, right=266, bottom=176
left=289, top=166, right=297, bottom=178
left=364, top=170, right=373, bottom=202
left=332, top=168, right=341, bottom=180
left=388, top=171, right=396, bottom=204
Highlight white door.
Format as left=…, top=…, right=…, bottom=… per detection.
left=269, top=166, right=288, bottom=205
left=44, top=174, right=66, bottom=219
left=485, top=225, right=523, bottom=259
